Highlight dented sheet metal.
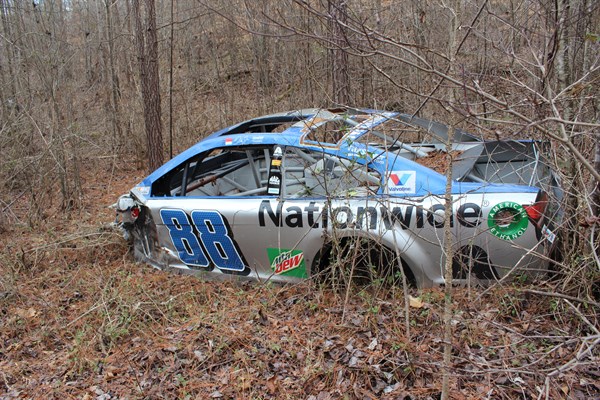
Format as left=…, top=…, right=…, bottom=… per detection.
left=115, top=108, right=561, bottom=288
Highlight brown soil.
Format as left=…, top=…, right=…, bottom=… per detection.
left=1, top=159, right=598, bottom=399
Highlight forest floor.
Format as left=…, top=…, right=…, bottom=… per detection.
left=1, top=158, right=599, bottom=400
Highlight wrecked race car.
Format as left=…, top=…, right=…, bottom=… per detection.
left=114, top=108, right=561, bottom=287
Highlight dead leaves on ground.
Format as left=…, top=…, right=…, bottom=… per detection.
left=2, top=265, right=599, bottom=399
left=1, top=160, right=599, bottom=399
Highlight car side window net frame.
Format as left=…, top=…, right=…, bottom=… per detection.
left=152, top=146, right=280, bottom=197
left=184, top=147, right=275, bottom=197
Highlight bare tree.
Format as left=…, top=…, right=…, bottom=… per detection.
left=328, top=0, right=350, bottom=105
left=0, top=0, right=16, bottom=117
left=133, top=0, right=164, bottom=171
left=441, top=2, right=463, bottom=397
left=104, top=0, right=123, bottom=149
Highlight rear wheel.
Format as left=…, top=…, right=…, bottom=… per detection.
left=452, top=245, right=498, bottom=280
left=313, top=237, right=415, bottom=289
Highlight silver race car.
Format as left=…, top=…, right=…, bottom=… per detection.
left=115, top=109, right=560, bottom=287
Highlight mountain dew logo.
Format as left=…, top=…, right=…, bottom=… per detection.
left=267, top=248, right=307, bottom=278
left=272, top=252, right=303, bottom=274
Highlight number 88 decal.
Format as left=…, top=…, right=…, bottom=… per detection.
left=160, top=209, right=247, bottom=273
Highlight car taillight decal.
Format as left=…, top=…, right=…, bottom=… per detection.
left=523, top=191, right=548, bottom=227
left=160, top=209, right=247, bottom=273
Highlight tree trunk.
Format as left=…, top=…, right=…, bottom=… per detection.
left=594, top=142, right=600, bottom=216
left=105, top=0, right=123, bottom=150
left=133, top=0, right=164, bottom=171
left=441, top=1, right=462, bottom=398
left=328, top=0, right=350, bottom=105
left=0, top=0, right=18, bottom=108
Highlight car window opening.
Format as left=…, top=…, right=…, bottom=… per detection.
left=151, top=145, right=381, bottom=199
left=283, top=147, right=381, bottom=198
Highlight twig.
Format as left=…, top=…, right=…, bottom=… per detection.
left=26, top=231, right=117, bottom=253
left=564, top=300, right=600, bottom=335
left=66, top=304, right=102, bottom=327
left=522, top=289, right=600, bottom=309
left=548, top=336, right=600, bottom=377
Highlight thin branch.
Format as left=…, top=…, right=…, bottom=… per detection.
left=521, top=289, right=600, bottom=309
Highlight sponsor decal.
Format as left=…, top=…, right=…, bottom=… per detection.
left=267, top=174, right=281, bottom=195
left=387, top=171, right=416, bottom=194
left=225, top=138, right=233, bottom=145
left=541, top=224, right=556, bottom=244
left=487, top=201, right=529, bottom=240
left=135, top=185, right=150, bottom=195
left=346, top=145, right=369, bottom=160
left=267, top=146, right=283, bottom=195
left=257, top=200, right=482, bottom=231
left=267, top=248, right=307, bottom=278
left=160, top=209, right=249, bottom=274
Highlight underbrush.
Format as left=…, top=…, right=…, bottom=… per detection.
left=0, top=217, right=598, bottom=397
left=0, top=158, right=598, bottom=399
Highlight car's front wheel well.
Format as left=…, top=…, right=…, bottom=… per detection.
left=129, top=206, right=159, bottom=262
left=312, top=237, right=416, bottom=287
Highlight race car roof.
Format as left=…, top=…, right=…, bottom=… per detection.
left=133, top=108, right=539, bottom=200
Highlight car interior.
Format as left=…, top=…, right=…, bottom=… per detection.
left=151, top=145, right=380, bottom=198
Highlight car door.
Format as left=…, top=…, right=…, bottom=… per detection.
left=268, top=146, right=382, bottom=279
left=145, top=144, right=284, bottom=279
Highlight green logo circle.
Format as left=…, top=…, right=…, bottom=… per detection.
left=487, top=201, right=529, bottom=240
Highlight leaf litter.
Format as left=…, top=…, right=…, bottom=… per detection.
left=0, top=159, right=598, bottom=399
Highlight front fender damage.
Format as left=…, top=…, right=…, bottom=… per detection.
left=114, top=194, right=166, bottom=270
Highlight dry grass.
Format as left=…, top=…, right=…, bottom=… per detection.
left=0, top=158, right=598, bottom=399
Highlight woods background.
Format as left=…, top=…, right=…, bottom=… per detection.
left=2, top=0, right=598, bottom=286
left=0, top=1, right=599, bottom=398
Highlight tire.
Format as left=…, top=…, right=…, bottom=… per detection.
left=314, top=237, right=415, bottom=289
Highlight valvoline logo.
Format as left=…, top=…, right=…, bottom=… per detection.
left=271, top=251, right=304, bottom=274
left=389, top=173, right=412, bottom=186
left=387, top=171, right=416, bottom=194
